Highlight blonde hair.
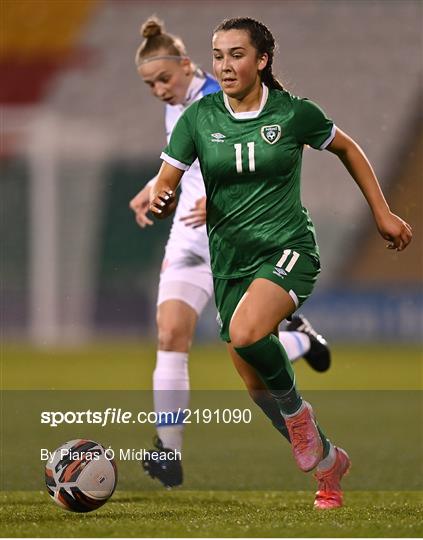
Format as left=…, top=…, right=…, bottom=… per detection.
left=135, top=16, right=187, bottom=67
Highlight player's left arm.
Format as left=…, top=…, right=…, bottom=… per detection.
left=149, top=161, right=184, bottom=219
left=327, top=128, right=413, bottom=252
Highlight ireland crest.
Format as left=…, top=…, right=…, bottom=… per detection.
left=261, top=125, right=282, bottom=144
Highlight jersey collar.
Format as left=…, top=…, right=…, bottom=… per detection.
left=184, top=70, right=207, bottom=105
left=223, top=84, right=269, bottom=120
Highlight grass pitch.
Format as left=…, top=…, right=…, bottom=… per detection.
left=2, top=341, right=422, bottom=390
left=1, top=491, right=422, bottom=538
left=1, top=342, right=422, bottom=537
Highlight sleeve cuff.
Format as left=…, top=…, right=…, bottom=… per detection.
left=160, top=152, right=191, bottom=171
left=319, top=124, right=337, bottom=150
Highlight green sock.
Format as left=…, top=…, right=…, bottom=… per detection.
left=317, top=426, right=330, bottom=457
left=251, top=391, right=290, bottom=442
left=235, top=334, right=330, bottom=453
left=234, top=334, right=302, bottom=414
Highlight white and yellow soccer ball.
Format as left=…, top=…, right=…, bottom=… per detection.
left=45, top=439, right=117, bottom=512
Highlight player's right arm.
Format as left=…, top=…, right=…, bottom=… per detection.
left=150, top=103, right=199, bottom=219
left=142, top=102, right=198, bottom=220
left=149, top=161, right=184, bottom=219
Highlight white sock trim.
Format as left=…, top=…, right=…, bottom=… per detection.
left=317, top=443, right=336, bottom=471
left=281, top=399, right=305, bottom=418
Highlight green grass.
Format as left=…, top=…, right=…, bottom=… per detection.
left=1, top=342, right=422, bottom=537
left=2, top=342, right=422, bottom=390
left=1, top=491, right=422, bottom=537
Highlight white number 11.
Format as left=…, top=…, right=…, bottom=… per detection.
left=234, top=142, right=255, bottom=173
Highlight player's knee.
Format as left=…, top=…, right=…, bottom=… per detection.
left=229, top=319, right=258, bottom=348
left=157, top=322, right=191, bottom=352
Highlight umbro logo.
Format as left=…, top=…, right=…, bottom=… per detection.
left=272, top=267, right=287, bottom=278
left=211, top=132, right=226, bottom=143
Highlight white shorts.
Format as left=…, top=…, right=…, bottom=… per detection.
left=157, top=248, right=213, bottom=316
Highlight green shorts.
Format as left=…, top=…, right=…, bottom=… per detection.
left=213, top=249, right=320, bottom=342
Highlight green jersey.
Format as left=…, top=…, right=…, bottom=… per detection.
left=162, top=85, right=335, bottom=279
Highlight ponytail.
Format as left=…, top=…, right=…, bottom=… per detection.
left=135, top=16, right=187, bottom=67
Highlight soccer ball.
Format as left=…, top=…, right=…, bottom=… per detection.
left=45, top=439, right=117, bottom=512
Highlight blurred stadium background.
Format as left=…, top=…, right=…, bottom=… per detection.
left=2, top=0, right=422, bottom=348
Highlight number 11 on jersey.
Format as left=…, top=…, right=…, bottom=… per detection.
left=234, top=142, right=255, bottom=173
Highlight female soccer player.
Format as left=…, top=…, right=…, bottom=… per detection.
left=130, top=17, right=332, bottom=489
left=146, top=17, right=413, bottom=508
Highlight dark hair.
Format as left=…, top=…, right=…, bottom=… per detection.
left=135, top=16, right=187, bottom=66
left=213, top=17, right=284, bottom=91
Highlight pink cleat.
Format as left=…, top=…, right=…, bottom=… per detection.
left=314, top=447, right=351, bottom=509
left=284, top=401, right=323, bottom=472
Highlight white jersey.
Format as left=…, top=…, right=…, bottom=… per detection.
left=162, top=72, right=220, bottom=262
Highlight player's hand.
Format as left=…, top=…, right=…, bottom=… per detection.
left=180, top=196, right=207, bottom=228
left=376, top=210, right=412, bottom=252
left=129, top=185, right=154, bottom=228
left=150, top=188, right=177, bottom=219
